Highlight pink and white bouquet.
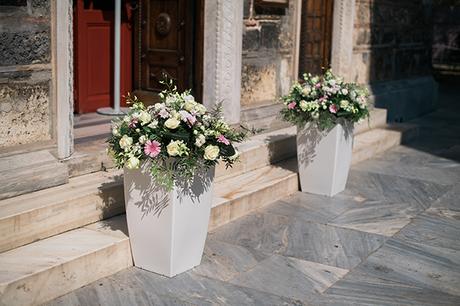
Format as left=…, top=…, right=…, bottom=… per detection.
left=108, top=80, right=245, bottom=190
left=280, top=70, right=369, bottom=130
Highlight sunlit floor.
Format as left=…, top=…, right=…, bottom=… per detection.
left=48, top=84, right=460, bottom=305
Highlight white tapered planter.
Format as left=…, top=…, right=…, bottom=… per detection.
left=123, top=161, right=215, bottom=277
left=296, top=122, right=353, bottom=197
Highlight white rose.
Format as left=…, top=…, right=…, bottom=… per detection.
left=184, top=100, right=196, bottom=112
left=166, top=141, right=181, bottom=156
left=196, top=104, right=206, bottom=115
left=138, top=135, right=148, bottom=144
left=112, top=127, right=120, bottom=136
left=299, top=100, right=308, bottom=112
left=302, top=86, right=311, bottom=96
left=139, top=111, right=152, bottom=125
left=341, top=88, right=348, bottom=95
left=339, top=100, right=349, bottom=109
left=195, top=134, right=206, bottom=147
left=126, top=156, right=140, bottom=169
left=312, top=112, right=319, bottom=119
left=204, top=145, right=220, bottom=161
left=164, top=118, right=180, bottom=129
left=119, top=135, right=133, bottom=150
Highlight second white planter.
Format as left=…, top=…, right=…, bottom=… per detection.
left=124, top=161, right=215, bottom=277
left=296, top=122, right=353, bottom=197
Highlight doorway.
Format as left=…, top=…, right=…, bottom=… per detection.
left=73, top=0, right=133, bottom=113
left=298, top=0, right=334, bottom=76
left=133, top=0, right=204, bottom=104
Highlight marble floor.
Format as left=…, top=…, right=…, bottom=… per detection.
left=47, top=86, right=460, bottom=305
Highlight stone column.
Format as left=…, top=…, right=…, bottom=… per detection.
left=330, top=0, right=356, bottom=82
left=203, top=0, right=244, bottom=125
left=55, top=0, right=74, bottom=159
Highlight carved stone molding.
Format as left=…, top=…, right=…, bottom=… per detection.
left=203, top=0, right=243, bottom=125
left=55, top=0, right=74, bottom=159
left=330, top=0, right=356, bottom=82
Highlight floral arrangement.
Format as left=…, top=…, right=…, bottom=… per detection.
left=108, top=80, right=245, bottom=190
left=280, top=70, right=369, bottom=130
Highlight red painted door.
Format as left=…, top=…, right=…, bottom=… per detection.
left=74, top=0, right=133, bottom=113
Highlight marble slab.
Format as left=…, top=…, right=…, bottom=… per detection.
left=312, top=269, right=460, bottom=306
left=343, top=170, right=451, bottom=209
left=329, top=199, right=423, bottom=236
left=46, top=267, right=303, bottom=306
left=353, top=237, right=460, bottom=296
left=263, top=192, right=366, bottom=224
left=429, top=183, right=460, bottom=218
left=210, top=211, right=386, bottom=269
left=227, top=255, right=348, bottom=302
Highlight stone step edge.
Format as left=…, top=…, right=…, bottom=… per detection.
left=0, top=158, right=298, bottom=253
left=0, top=217, right=132, bottom=306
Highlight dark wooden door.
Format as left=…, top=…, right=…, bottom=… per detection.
left=134, top=0, right=203, bottom=104
left=74, top=0, right=133, bottom=113
left=299, top=0, right=334, bottom=76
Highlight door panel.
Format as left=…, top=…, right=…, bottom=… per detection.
left=134, top=0, right=203, bottom=104
left=299, top=0, right=334, bottom=76
left=74, top=0, right=133, bottom=113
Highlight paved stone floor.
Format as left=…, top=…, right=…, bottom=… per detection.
left=48, top=85, right=460, bottom=305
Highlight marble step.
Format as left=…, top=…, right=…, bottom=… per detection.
left=0, top=150, right=68, bottom=201
left=0, top=158, right=298, bottom=253
left=354, top=108, right=387, bottom=135
left=0, top=216, right=132, bottom=306
left=0, top=162, right=298, bottom=305
left=352, top=123, right=419, bottom=165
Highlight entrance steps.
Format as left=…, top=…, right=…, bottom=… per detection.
left=0, top=107, right=419, bottom=305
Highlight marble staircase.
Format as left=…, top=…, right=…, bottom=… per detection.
left=0, top=107, right=419, bottom=305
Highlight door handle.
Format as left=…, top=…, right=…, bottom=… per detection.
left=179, top=56, right=185, bottom=63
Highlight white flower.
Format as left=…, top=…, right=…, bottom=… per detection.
left=112, top=127, right=120, bottom=136
left=139, top=111, right=152, bottom=125
left=341, top=88, right=349, bottom=95
left=302, top=86, right=311, bottom=96
left=138, top=135, right=148, bottom=144
left=195, top=134, right=206, bottom=147
left=184, top=100, right=197, bottom=112
left=119, top=135, right=133, bottom=150
left=196, top=104, right=206, bottom=115
left=184, top=94, right=195, bottom=102
left=165, top=96, right=176, bottom=105
left=126, top=156, right=140, bottom=169
left=147, top=120, right=158, bottom=129
left=164, top=118, right=180, bottom=129
left=204, top=145, right=220, bottom=161
left=166, top=140, right=188, bottom=157
left=312, top=112, right=319, bottom=119
left=339, top=100, right=349, bottom=109
left=154, top=103, right=165, bottom=111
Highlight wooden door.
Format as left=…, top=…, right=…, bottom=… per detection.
left=299, top=0, right=334, bottom=76
left=134, top=0, right=203, bottom=104
left=74, top=0, right=133, bottom=113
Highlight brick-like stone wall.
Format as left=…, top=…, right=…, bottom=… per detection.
left=241, top=1, right=297, bottom=109
left=0, top=0, right=53, bottom=149
left=351, top=0, right=433, bottom=84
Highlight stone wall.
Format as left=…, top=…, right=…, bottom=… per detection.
left=240, top=1, right=297, bottom=110
left=351, top=0, right=437, bottom=121
left=0, top=0, right=53, bottom=149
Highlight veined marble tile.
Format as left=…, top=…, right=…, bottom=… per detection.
left=46, top=267, right=303, bottom=306
left=312, top=269, right=460, bottom=306
left=328, top=200, right=423, bottom=236
left=210, top=212, right=386, bottom=269
left=394, top=211, right=460, bottom=251
left=191, top=239, right=269, bottom=282
left=429, top=183, right=460, bottom=218
left=228, top=255, right=348, bottom=301
left=343, top=170, right=451, bottom=209
left=263, top=192, right=366, bottom=224
left=353, top=237, right=460, bottom=296
left=353, top=158, right=460, bottom=186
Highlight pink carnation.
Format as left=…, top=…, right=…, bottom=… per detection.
left=217, top=134, right=230, bottom=145
left=329, top=104, right=338, bottom=114
left=287, top=102, right=296, bottom=110
left=129, top=118, right=138, bottom=128
left=144, top=140, right=161, bottom=158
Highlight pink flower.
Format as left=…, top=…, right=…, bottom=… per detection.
left=329, top=104, right=338, bottom=114
left=144, top=140, right=161, bottom=158
left=158, top=109, right=169, bottom=119
left=315, top=83, right=321, bottom=89
left=217, top=134, right=230, bottom=145
left=287, top=102, right=296, bottom=110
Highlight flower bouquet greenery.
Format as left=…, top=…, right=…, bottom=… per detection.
left=280, top=70, right=369, bottom=130
left=108, top=80, right=245, bottom=190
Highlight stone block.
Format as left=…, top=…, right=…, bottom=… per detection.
left=0, top=30, right=51, bottom=66
left=241, top=62, right=278, bottom=107
left=242, top=28, right=260, bottom=51
left=260, top=22, right=280, bottom=49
